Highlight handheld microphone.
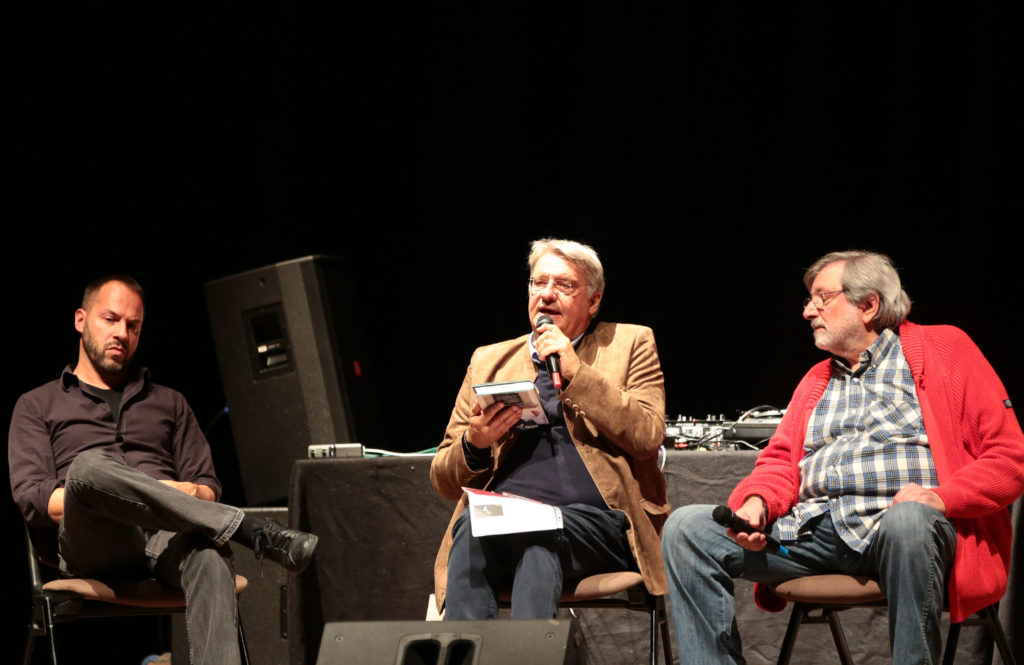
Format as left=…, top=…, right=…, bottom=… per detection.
left=534, top=315, right=562, bottom=389
left=711, top=505, right=789, bottom=555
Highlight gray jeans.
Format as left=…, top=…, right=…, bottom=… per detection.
left=59, top=449, right=246, bottom=665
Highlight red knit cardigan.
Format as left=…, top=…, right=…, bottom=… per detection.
left=730, top=322, right=1024, bottom=622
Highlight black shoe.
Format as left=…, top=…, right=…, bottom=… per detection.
left=253, top=520, right=319, bottom=574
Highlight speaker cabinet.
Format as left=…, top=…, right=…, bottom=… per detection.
left=315, top=619, right=586, bottom=665
left=205, top=255, right=382, bottom=505
left=173, top=507, right=290, bottom=665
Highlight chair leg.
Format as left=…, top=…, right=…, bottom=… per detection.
left=776, top=603, right=805, bottom=665
left=648, top=607, right=658, bottom=665
left=823, top=608, right=856, bottom=665
left=943, top=605, right=1017, bottom=665
left=22, top=605, right=43, bottom=665
left=43, top=597, right=59, bottom=665
left=777, top=604, right=855, bottom=665
left=646, top=601, right=674, bottom=665
left=942, top=621, right=962, bottom=665
left=658, top=600, right=673, bottom=665
left=981, top=605, right=1016, bottom=665
left=22, top=626, right=38, bottom=665
left=238, top=613, right=251, bottom=665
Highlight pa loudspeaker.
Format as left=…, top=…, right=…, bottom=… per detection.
left=205, top=255, right=383, bottom=505
left=315, top=619, right=586, bottom=665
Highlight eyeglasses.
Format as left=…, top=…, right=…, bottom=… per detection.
left=803, top=289, right=846, bottom=310
left=529, top=277, right=580, bottom=296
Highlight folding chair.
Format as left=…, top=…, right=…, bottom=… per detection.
left=770, top=574, right=1016, bottom=665
left=21, top=523, right=250, bottom=665
left=499, top=571, right=673, bottom=665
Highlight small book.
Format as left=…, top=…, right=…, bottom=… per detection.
left=472, top=379, right=549, bottom=429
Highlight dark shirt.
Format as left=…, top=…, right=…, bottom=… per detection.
left=81, top=382, right=123, bottom=416
left=489, top=362, right=606, bottom=508
left=8, top=365, right=222, bottom=526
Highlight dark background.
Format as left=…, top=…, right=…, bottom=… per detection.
left=5, top=2, right=1020, bottom=662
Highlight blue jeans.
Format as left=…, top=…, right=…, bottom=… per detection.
left=444, top=503, right=636, bottom=620
left=60, top=449, right=245, bottom=665
left=661, top=503, right=956, bottom=665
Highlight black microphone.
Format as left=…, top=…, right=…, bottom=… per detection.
left=711, top=505, right=789, bottom=555
left=534, top=315, right=562, bottom=389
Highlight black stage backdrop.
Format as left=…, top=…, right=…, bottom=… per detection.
left=4, top=2, right=1020, bottom=663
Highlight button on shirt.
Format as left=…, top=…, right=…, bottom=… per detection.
left=775, top=329, right=938, bottom=553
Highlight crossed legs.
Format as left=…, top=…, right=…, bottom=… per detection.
left=59, top=449, right=245, bottom=665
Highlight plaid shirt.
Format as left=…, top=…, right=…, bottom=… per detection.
left=775, top=329, right=938, bottom=553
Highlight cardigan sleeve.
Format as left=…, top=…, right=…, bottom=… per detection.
left=727, top=361, right=830, bottom=522
left=923, top=327, right=1024, bottom=518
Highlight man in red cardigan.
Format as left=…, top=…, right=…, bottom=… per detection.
left=661, top=250, right=1024, bottom=665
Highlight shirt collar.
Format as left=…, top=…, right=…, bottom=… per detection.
left=830, top=328, right=899, bottom=377
left=61, top=364, right=149, bottom=392
left=528, top=330, right=585, bottom=364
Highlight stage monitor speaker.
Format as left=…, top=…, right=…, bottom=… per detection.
left=205, top=255, right=383, bottom=505
left=315, top=619, right=586, bottom=665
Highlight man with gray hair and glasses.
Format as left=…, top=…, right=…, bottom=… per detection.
left=661, top=250, right=1024, bottom=664
left=430, top=238, right=670, bottom=620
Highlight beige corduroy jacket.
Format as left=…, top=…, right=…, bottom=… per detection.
left=430, top=321, right=670, bottom=612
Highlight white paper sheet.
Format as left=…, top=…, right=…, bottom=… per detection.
left=462, top=486, right=563, bottom=537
